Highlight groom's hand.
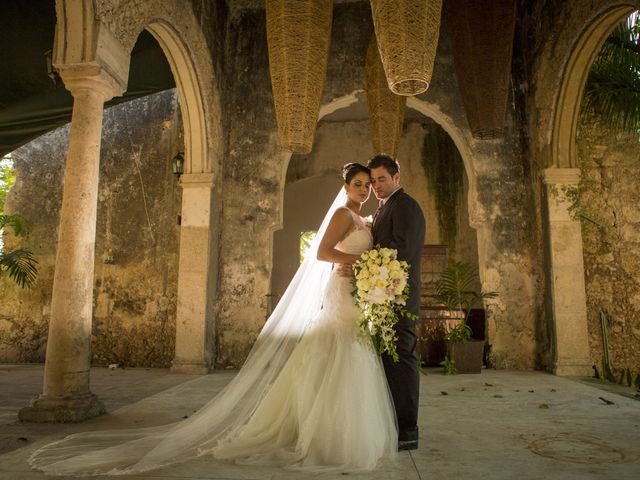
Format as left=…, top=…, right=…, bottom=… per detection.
left=336, top=263, right=354, bottom=278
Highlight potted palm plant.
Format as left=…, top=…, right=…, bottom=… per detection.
left=433, top=261, right=497, bottom=374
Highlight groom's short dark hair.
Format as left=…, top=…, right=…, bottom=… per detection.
left=367, top=154, right=399, bottom=177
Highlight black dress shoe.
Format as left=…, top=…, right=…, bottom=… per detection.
left=398, top=439, right=419, bottom=451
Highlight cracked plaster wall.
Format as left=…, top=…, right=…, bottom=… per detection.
left=0, top=91, right=183, bottom=367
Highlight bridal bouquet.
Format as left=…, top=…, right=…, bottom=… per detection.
left=352, top=246, right=415, bottom=362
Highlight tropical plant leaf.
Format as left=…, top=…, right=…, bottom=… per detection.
left=583, top=12, right=640, bottom=133
left=434, top=261, right=475, bottom=309
left=0, top=214, right=32, bottom=237
left=434, top=261, right=499, bottom=330
left=0, top=248, right=38, bottom=288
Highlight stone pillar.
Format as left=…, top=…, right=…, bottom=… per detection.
left=542, top=168, right=592, bottom=376
left=19, top=67, right=123, bottom=422
left=171, top=173, right=218, bottom=374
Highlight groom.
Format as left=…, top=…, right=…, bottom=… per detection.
left=368, top=154, right=425, bottom=451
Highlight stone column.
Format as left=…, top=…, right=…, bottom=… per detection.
left=19, top=68, right=122, bottom=422
left=171, top=173, right=218, bottom=374
left=542, top=168, right=592, bottom=376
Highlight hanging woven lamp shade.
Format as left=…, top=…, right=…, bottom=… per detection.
left=369, top=0, right=443, bottom=96
left=265, top=0, right=333, bottom=154
left=365, top=36, right=406, bottom=158
left=447, top=0, right=517, bottom=139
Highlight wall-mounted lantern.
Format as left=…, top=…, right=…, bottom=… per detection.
left=172, top=152, right=184, bottom=180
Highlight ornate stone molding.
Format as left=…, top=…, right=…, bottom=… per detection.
left=58, top=66, right=124, bottom=101
left=179, top=172, right=216, bottom=187
left=542, top=167, right=580, bottom=186
left=54, top=1, right=129, bottom=94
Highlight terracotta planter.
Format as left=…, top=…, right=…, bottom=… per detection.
left=446, top=339, right=484, bottom=374
left=417, top=307, right=464, bottom=366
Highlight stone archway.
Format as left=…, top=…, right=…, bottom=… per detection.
left=534, top=2, right=639, bottom=376
left=145, top=21, right=208, bottom=175
left=139, top=21, right=219, bottom=374
left=20, top=1, right=221, bottom=422
left=88, top=2, right=224, bottom=374
left=551, top=5, right=637, bottom=169
left=270, top=92, right=487, bottom=345
left=405, top=97, right=483, bottom=231
left=64, top=2, right=223, bottom=376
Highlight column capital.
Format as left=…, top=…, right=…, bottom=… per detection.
left=542, top=167, right=580, bottom=186
left=59, top=66, right=124, bottom=102
left=54, top=15, right=130, bottom=94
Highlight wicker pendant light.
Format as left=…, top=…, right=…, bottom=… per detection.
left=447, top=0, right=517, bottom=139
left=369, top=0, right=443, bottom=96
left=365, top=36, right=406, bottom=158
left=265, top=0, right=333, bottom=154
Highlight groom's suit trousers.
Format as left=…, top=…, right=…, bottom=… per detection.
left=372, top=189, right=425, bottom=437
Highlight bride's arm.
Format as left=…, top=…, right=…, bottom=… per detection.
left=317, top=209, right=361, bottom=264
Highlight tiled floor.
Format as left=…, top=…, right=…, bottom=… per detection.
left=1, top=364, right=639, bottom=479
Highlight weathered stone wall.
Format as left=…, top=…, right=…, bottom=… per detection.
left=0, top=0, right=556, bottom=371
left=518, top=0, right=640, bottom=372
left=0, top=91, right=183, bottom=367
left=216, top=0, right=543, bottom=369
left=576, top=112, right=640, bottom=375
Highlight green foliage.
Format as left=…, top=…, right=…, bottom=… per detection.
left=440, top=356, right=457, bottom=375
left=595, top=363, right=639, bottom=388
left=0, top=157, right=15, bottom=215
left=0, top=214, right=31, bottom=237
left=421, top=123, right=465, bottom=250
left=434, top=261, right=498, bottom=343
left=444, top=323, right=472, bottom=342
left=0, top=214, right=37, bottom=288
left=583, top=13, right=640, bottom=134
left=299, top=230, right=317, bottom=263
left=596, top=309, right=639, bottom=389
left=434, top=261, right=498, bottom=321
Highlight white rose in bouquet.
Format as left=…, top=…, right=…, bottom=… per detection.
left=351, top=245, right=416, bottom=362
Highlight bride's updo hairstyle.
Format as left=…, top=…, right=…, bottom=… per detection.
left=342, top=162, right=370, bottom=184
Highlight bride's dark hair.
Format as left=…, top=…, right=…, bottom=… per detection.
left=342, top=162, right=370, bottom=184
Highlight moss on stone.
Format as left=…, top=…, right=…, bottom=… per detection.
left=420, top=123, right=464, bottom=250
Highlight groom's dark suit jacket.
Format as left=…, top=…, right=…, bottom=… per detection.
left=371, top=187, right=425, bottom=435
left=372, top=188, right=425, bottom=318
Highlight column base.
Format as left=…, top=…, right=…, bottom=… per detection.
left=18, top=393, right=105, bottom=423
left=553, top=358, right=594, bottom=377
left=170, top=361, right=210, bottom=375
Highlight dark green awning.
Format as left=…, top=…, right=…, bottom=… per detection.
left=0, top=1, right=175, bottom=157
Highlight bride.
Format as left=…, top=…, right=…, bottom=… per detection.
left=29, top=162, right=397, bottom=476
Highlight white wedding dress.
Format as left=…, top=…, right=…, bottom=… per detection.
left=214, top=208, right=397, bottom=470
left=29, top=200, right=397, bottom=476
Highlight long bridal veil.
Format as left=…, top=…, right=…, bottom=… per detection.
left=30, top=189, right=349, bottom=476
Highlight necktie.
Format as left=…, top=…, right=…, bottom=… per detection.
left=372, top=199, right=384, bottom=227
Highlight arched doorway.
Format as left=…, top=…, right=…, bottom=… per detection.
left=271, top=93, right=484, bottom=355
left=539, top=3, right=638, bottom=376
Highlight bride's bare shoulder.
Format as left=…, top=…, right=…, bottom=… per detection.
left=331, top=206, right=353, bottom=221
